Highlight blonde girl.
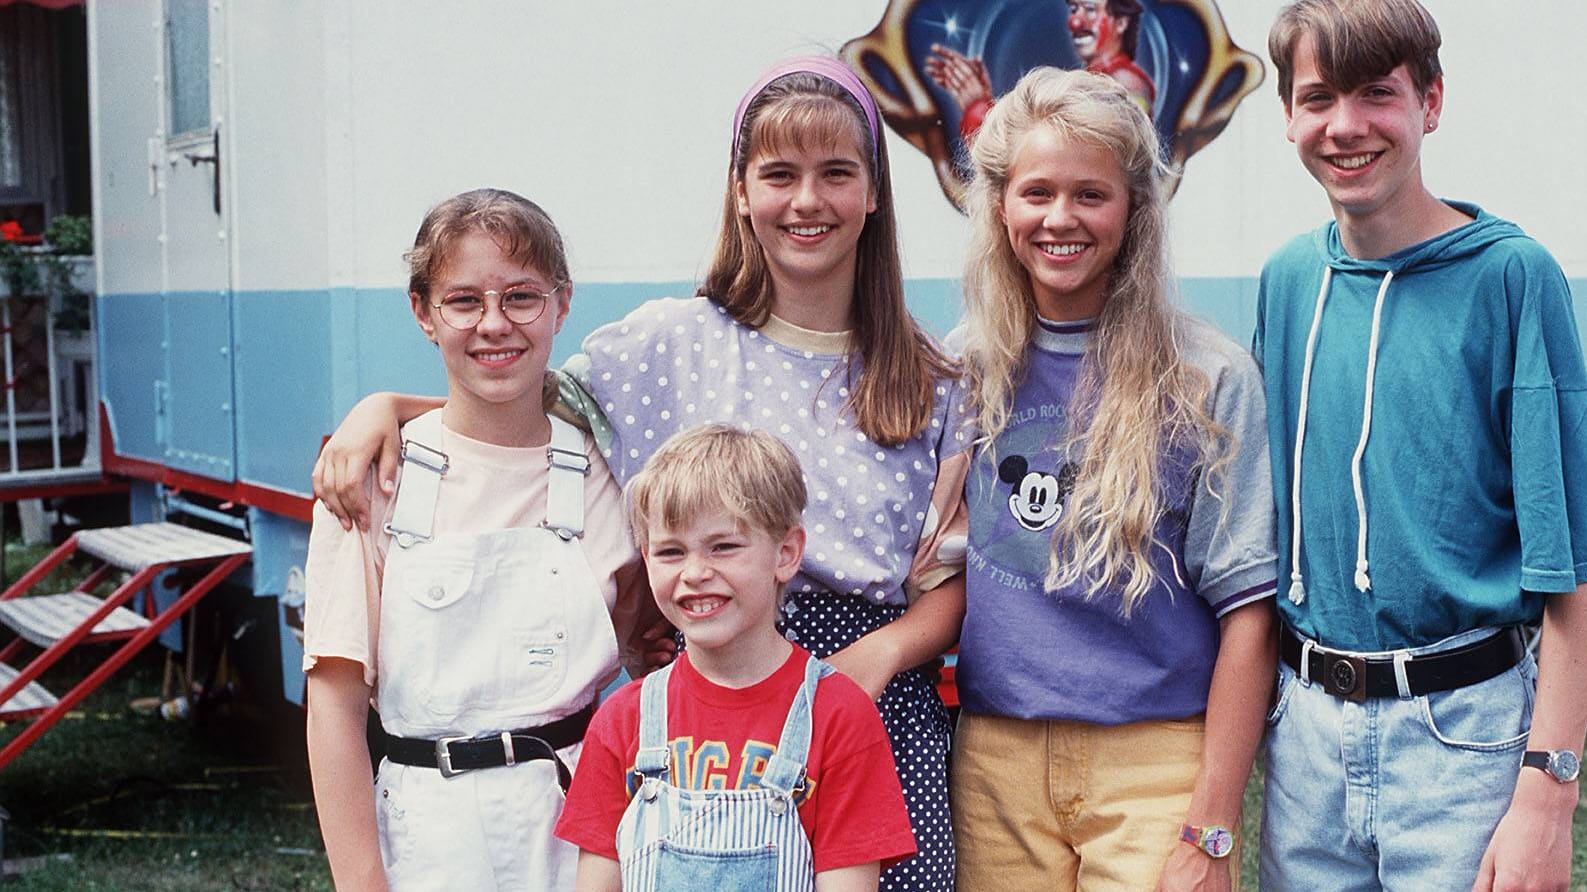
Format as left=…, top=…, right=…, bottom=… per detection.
left=313, top=58, right=970, bottom=891
left=303, top=189, right=649, bottom=890
left=949, top=68, right=1277, bottom=892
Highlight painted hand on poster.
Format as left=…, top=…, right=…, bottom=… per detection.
left=926, top=0, right=1155, bottom=138
left=844, top=0, right=1264, bottom=207
left=922, top=46, right=994, bottom=132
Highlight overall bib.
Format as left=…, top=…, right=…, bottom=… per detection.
left=616, top=656, right=831, bottom=892
left=374, top=411, right=617, bottom=891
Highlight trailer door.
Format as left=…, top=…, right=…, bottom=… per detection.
left=158, top=0, right=235, bottom=482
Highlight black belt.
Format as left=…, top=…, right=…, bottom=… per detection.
left=1279, top=625, right=1525, bottom=702
left=385, top=703, right=593, bottom=787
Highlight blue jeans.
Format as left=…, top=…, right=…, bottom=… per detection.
left=1259, top=628, right=1537, bottom=891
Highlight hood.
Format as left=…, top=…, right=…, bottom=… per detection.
left=1313, top=201, right=1526, bottom=275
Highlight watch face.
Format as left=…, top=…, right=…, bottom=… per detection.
left=1550, top=751, right=1581, bottom=782
left=1204, top=828, right=1234, bottom=859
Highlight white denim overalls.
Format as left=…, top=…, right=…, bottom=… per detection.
left=615, top=655, right=830, bottom=892
left=374, top=410, right=618, bottom=891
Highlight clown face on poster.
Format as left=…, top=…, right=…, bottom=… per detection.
left=843, top=0, right=1263, bottom=207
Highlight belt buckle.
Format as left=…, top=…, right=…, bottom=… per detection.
left=436, top=735, right=469, bottom=778
left=1323, top=653, right=1368, bottom=702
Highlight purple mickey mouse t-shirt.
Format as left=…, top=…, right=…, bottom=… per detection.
left=958, top=317, right=1277, bottom=725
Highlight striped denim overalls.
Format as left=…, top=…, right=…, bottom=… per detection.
left=615, top=655, right=831, bottom=891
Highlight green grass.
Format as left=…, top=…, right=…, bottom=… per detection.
left=0, top=540, right=330, bottom=890
left=0, top=645, right=330, bottom=891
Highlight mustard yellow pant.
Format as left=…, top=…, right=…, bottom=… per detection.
left=951, top=711, right=1236, bottom=891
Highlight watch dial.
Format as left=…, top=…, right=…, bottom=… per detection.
left=1554, top=751, right=1581, bottom=781
left=1207, top=828, right=1234, bottom=858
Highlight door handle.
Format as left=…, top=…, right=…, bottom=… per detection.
left=180, top=129, right=222, bottom=215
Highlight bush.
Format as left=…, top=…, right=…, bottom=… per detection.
left=0, top=214, right=93, bottom=332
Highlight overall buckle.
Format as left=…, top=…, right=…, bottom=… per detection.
left=547, top=446, right=590, bottom=475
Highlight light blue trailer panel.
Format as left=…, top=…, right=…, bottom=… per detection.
left=230, top=290, right=337, bottom=496
left=98, top=293, right=166, bottom=464
left=163, top=291, right=236, bottom=481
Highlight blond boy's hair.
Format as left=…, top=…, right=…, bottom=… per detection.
left=1269, top=0, right=1442, bottom=106
left=627, top=424, right=806, bottom=550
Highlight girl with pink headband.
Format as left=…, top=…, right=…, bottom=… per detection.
left=314, top=57, right=970, bottom=890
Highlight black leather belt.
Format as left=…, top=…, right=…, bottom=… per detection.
left=385, top=703, right=593, bottom=788
left=1279, top=625, right=1525, bottom=702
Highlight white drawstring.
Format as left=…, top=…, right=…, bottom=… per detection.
left=1287, top=269, right=1333, bottom=605
left=1349, top=271, right=1394, bottom=592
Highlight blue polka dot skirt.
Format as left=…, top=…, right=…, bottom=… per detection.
left=780, top=590, right=955, bottom=892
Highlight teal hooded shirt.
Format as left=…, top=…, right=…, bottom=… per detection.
left=1255, top=202, right=1587, bottom=651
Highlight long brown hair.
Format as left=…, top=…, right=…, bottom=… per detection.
left=699, top=68, right=954, bottom=447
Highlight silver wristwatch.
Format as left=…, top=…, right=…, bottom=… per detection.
left=1522, top=750, right=1581, bottom=783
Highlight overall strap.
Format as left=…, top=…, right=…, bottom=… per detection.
left=382, top=410, right=448, bottom=549
left=543, top=415, right=590, bottom=540
left=634, top=663, right=674, bottom=780
left=760, top=657, right=832, bottom=796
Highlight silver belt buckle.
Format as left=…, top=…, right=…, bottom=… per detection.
left=435, top=735, right=469, bottom=778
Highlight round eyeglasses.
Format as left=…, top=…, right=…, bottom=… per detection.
left=430, top=284, right=562, bottom=330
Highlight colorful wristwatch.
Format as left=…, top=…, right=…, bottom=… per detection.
left=1522, top=750, right=1581, bottom=783
left=1179, top=823, right=1235, bottom=859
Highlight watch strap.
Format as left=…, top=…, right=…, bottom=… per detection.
left=1522, top=749, right=1581, bottom=783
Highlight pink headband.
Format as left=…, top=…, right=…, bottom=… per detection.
left=731, top=56, right=882, bottom=166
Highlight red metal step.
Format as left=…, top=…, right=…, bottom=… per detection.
left=0, top=522, right=251, bottom=770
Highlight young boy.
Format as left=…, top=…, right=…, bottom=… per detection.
left=556, top=424, right=917, bottom=891
left=1254, top=2, right=1587, bottom=890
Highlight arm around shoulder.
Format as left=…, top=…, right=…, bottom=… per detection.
left=312, top=391, right=444, bottom=531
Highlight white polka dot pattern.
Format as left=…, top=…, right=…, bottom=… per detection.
left=581, top=297, right=972, bottom=607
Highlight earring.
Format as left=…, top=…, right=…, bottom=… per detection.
left=1424, top=119, right=1436, bottom=133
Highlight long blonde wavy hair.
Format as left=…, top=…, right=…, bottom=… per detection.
left=960, top=68, right=1230, bottom=616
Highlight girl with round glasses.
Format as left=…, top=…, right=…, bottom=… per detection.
left=302, top=188, right=652, bottom=890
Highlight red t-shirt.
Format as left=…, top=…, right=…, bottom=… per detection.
left=556, top=645, right=917, bottom=874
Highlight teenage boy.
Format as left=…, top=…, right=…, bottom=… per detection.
left=1255, top=2, right=1587, bottom=890
left=556, top=424, right=917, bottom=892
